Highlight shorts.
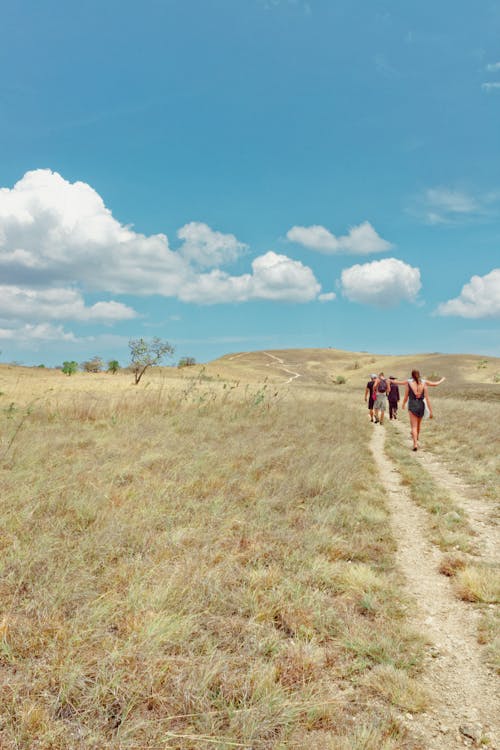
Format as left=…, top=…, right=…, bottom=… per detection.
left=368, top=397, right=374, bottom=409
left=374, top=395, right=386, bottom=410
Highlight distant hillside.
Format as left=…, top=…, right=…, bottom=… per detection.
left=202, top=348, right=500, bottom=397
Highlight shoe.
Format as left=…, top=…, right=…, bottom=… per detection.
left=412, top=447, right=417, bottom=451
left=374, top=418, right=379, bottom=423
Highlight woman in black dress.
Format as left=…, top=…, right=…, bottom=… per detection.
left=393, top=371, right=445, bottom=450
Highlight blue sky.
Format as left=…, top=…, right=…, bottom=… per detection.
left=0, top=0, right=499, bottom=367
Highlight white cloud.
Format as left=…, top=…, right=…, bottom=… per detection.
left=0, top=286, right=137, bottom=323
left=436, top=268, right=500, bottom=318
left=0, top=170, right=327, bottom=312
left=177, top=222, right=247, bottom=268
left=340, top=258, right=421, bottom=307
left=415, top=186, right=498, bottom=224
left=287, top=221, right=392, bottom=254
left=0, top=169, right=189, bottom=295
left=0, top=323, right=78, bottom=342
left=179, top=251, right=321, bottom=303
left=425, top=188, right=478, bottom=214
left=485, top=62, right=500, bottom=71
left=481, top=82, right=500, bottom=92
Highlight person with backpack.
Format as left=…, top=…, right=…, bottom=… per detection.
left=388, top=376, right=400, bottom=419
left=364, top=373, right=377, bottom=422
left=372, top=372, right=390, bottom=425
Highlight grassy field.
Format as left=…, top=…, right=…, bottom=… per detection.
left=0, top=350, right=498, bottom=749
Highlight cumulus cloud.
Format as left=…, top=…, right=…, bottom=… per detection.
left=436, top=268, right=500, bottom=318
left=0, top=169, right=188, bottom=295
left=0, top=323, right=78, bottom=342
left=177, top=222, right=247, bottom=268
left=286, top=221, right=392, bottom=254
left=340, top=258, right=421, bottom=307
left=0, top=286, right=137, bottom=323
left=0, top=169, right=327, bottom=315
left=179, top=251, right=322, bottom=303
left=486, top=62, right=500, bottom=71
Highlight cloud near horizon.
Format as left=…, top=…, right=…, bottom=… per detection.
left=287, top=221, right=392, bottom=254
left=340, top=258, right=421, bottom=307
left=0, top=170, right=333, bottom=343
left=436, top=268, right=500, bottom=318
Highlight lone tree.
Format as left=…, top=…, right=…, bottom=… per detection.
left=62, top=361, right=78, bottom=376
left=81, top=356, right=103, bottom=373
left=107, top=359, right=120, bottom=374
left=128, top=337, right=174, bottom=385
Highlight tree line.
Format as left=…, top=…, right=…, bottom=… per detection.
left=61, top=338, right=196, bottom=384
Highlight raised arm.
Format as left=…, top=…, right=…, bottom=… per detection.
left=424, top=377, right=446, bottom=387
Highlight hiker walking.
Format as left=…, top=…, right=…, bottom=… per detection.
left=396, top=370, right=445, bottom=450
left=388, top=376, right=400, bottom=420
left=364, top=373, right=377, bottom=422
left=372, top=372, right=390, bottom=425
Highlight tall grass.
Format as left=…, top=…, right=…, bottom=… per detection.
left=1, top=378, right=427, bottom=748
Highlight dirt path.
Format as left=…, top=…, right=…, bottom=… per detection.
left=393, top=419, right=499, bottom=564
left=371, top=424, right=499, bottom=749
left=262, top=351, right=302, bottom=384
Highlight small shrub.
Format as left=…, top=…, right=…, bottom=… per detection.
left=178, top=356, right=196, bottom=368
left=439, top=554, right=467, bottom=577
left=455, top=565, right=500, bottom=603
left=61, top=361, right=78, bottom=376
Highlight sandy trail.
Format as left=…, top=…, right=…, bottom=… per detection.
left=393, top=419, right=499, bottom=564
left=371, top=423, right=499, bottom=748
left=262, top=351, right=302, bottom=384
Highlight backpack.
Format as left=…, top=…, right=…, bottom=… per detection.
left=378, top=378, right=387, bottom=393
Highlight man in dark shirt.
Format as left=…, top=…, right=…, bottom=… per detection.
left=388, top=376, right=400, bottom=419
left=364, top=374, right=377, bottom=422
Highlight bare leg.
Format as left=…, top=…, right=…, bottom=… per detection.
left=409, top=412, right=420, bottom=450
left=416, top=416, right=423, bottom=442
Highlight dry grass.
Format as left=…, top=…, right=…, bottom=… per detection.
left=453, top=565, right=500, bottom=604
left=0, top=367, right=427, bottom=749
left=421, top=396, right=500, bottom=506
left=384, top=381, right=499, bottom=679
left=384, top=431, right=475, bottom=553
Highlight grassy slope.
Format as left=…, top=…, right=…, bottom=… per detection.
left=0, top=349, right=498, bottom=748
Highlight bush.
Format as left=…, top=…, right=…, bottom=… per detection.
left=178, top=357, right=196, bottom=368
left=61, top=361, right=78, bottom=376
left=81, top=356, right=104, bottom=373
